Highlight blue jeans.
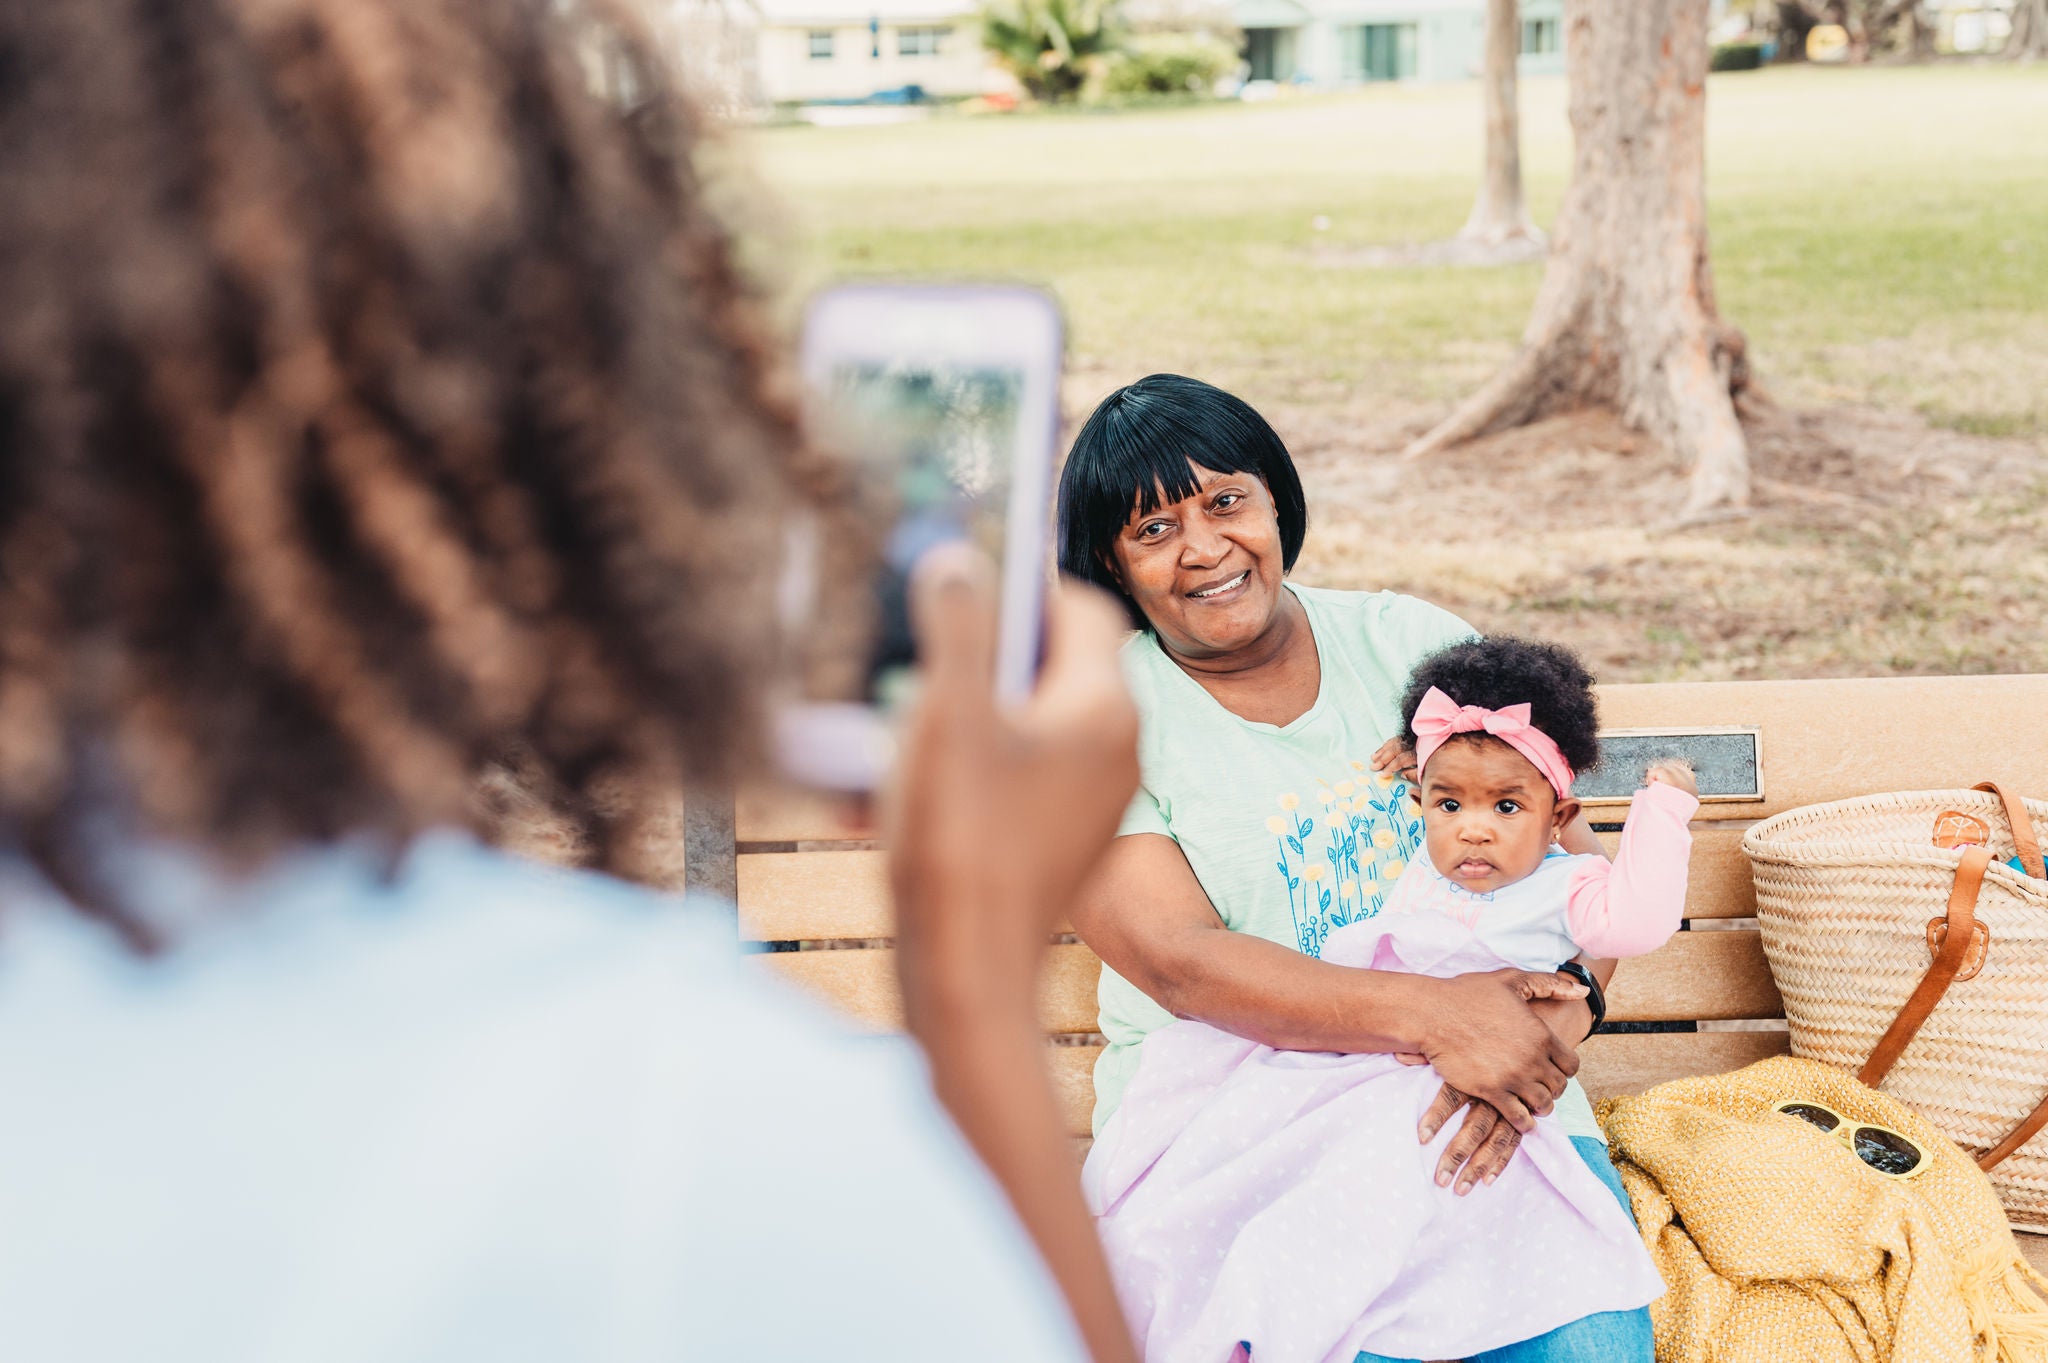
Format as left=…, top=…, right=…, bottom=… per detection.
left=1352, top=1136, right=1655, bottom=1363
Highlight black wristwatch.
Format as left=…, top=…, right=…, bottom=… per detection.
left=1554, top=961, right=1606, bottom=1040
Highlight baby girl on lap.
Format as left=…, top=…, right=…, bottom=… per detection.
left=1084, top=638, right=1698, bottom=1363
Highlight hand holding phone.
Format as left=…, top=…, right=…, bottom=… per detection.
left=776, top=283, right=1064, bottom=791
left=884, top=547, right=1142, bottom=1363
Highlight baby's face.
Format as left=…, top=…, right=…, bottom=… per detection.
left=1416, top=737, right=1580, bottom=893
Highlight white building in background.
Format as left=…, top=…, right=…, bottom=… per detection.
left=1235, top=0, right=1565, bottom=86
left=752, top=0, right=996, bottom=102
left=646, top=0, right=1565, bottom=111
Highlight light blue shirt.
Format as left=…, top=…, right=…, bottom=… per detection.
left=0, top=834, right=1084, bottom=1363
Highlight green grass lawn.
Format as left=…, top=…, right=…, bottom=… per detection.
left=736, top=65, right=2048, bottom=681
left=745, top=63, right=2048, bottom=434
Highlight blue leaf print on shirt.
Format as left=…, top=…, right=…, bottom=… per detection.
left=1268, top=770, right=1428, bottom=959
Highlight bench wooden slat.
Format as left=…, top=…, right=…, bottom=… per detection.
left=738, top=850, right=891, bottom=942
left=741, top=824, right=1760, bottom=942
left=1607, top=929, right=1782, bottom=1023
left=1593, top=822, right=1756, bottom=919
left=762, top=925, right=1778, bottom=1035
left=1577, top=1028, right=1792, bottom=1098
left=738, top=849, right=1078, bottom=942
left=763, top=942, right=1102, bottom=1033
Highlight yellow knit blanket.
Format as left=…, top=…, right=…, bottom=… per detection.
left=1598, top=1056, right=2048, bottom=1363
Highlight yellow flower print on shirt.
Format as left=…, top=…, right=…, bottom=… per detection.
left=1265, top=764, right=1425, bottom=959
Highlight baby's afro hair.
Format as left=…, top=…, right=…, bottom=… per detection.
left=1400, top=637, right=1602, bottom=780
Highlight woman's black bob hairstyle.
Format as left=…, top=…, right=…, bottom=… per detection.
left=1056, top=374, right=1307, bottom=629
left=1399, top=637, right=1603, bottom=782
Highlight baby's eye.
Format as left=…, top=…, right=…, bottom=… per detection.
left=1437, top=798, right=1460, bottom=813
left=1495, top=800, right=1521, bottom=816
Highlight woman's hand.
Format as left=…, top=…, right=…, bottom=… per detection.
left=885, top=548, right=1141, bottom=1363
left=1419, top=1086, right=1521, bottom=1195
left=1415, top=968, right=1586, bottom=1132
left=888, top=550, right=1141, bottom=1029
left=1416, top=981, right=1598, bottom=1192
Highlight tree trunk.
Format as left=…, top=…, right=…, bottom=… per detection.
left=1458, top=0, right=1541, bottom=245
left=1774, top=2, right=1817, bottom=60
left=1404, top=0, right=1751, bottom=519
left=2010, top=0, right=2048, bottom=59
left=1907, top=4, right=1936, bottom=60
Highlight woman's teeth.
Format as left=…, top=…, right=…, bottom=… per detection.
left=1190, top=571, right=1248, bottom=599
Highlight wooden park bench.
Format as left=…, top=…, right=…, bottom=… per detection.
left=694, top=672, right=2048, bottom=1277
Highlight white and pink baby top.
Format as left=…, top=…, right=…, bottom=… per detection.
left=1083, top=779, right=1699, bottom=1363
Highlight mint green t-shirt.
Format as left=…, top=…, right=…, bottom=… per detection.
left=1093, top=583, right=1603, bottom=1143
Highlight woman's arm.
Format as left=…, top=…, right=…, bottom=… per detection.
left=1072, top=832, right=1587, bottom=1130
left=890, top=562, right=1142, bottom=1363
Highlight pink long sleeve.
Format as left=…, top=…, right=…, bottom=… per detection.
left=1565, top=779, right=1700, bottom=958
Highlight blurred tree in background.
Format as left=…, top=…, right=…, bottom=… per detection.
left=1406, top=0, right=1754, bottom=519
left=1457, top=0, right=1540, bottom=247
left=979, top=0, right=1122, bottom=100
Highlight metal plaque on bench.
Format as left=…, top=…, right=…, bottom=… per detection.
left=1574, top=726, right=1763, bottom=806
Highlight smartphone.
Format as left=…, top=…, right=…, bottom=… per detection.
left=776, top=283, right=1064, bottom=790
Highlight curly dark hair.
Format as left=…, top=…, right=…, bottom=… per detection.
left=1400, top=637, right=1602, bottom=779
left=0, top=0, right=856, bottom=947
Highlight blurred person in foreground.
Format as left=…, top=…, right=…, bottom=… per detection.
left=0, top=3, right=1139, bottom=1361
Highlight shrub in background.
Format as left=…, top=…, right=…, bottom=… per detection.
left=1098, top=31, right=1239, bottom=96
left=979, top=0, right=1122, bottom=101
left=1711, top=41, right=1766, bottom=70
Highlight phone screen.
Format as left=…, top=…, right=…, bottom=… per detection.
left=822, top=360, right=1026, bottom=707
left=781, top=283, right=1061, bottom=791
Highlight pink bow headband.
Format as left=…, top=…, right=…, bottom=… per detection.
left=1411, top=686, right=1576, bottom=799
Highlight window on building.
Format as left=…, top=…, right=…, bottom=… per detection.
left=808, top=29, right=835, bottom=59
left=1521, top=17, right=1560, bottom=54
left=897, top=26, right=950, bottom=56
left=1339, top=22, right=1416, bottom=81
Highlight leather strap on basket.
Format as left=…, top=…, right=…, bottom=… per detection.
left=1976, top=780, right=2045, bottom=879
left=1861, top=785, right=2048, bottom=1172
left=1860, top=846, right=1992, bottom=1091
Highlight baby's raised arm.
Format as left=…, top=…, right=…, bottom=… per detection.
left=1563, top=763, right=1701, bottom=959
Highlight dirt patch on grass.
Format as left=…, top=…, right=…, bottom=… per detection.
left=1276, top=400, right=2048, bottom=682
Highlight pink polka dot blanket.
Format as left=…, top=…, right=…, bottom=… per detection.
left=1081, top=853, right=1670, bottom=1363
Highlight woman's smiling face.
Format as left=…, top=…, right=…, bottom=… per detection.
left=1109, top=466, right=1287, bottom=658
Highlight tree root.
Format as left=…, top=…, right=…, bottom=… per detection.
left=1400, top=333, right=1570, bottom=461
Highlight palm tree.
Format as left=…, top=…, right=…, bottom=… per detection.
left=979, top=0, right=1121, bottom=101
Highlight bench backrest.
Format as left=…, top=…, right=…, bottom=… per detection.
left=728, top=674, right=2048, bottom=1139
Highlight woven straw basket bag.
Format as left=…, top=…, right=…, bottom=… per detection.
left=1745, top=781, right=2048, bottom=1232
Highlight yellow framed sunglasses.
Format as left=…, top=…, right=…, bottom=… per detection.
left=1769, top=1100, right=1929, bottom=1179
